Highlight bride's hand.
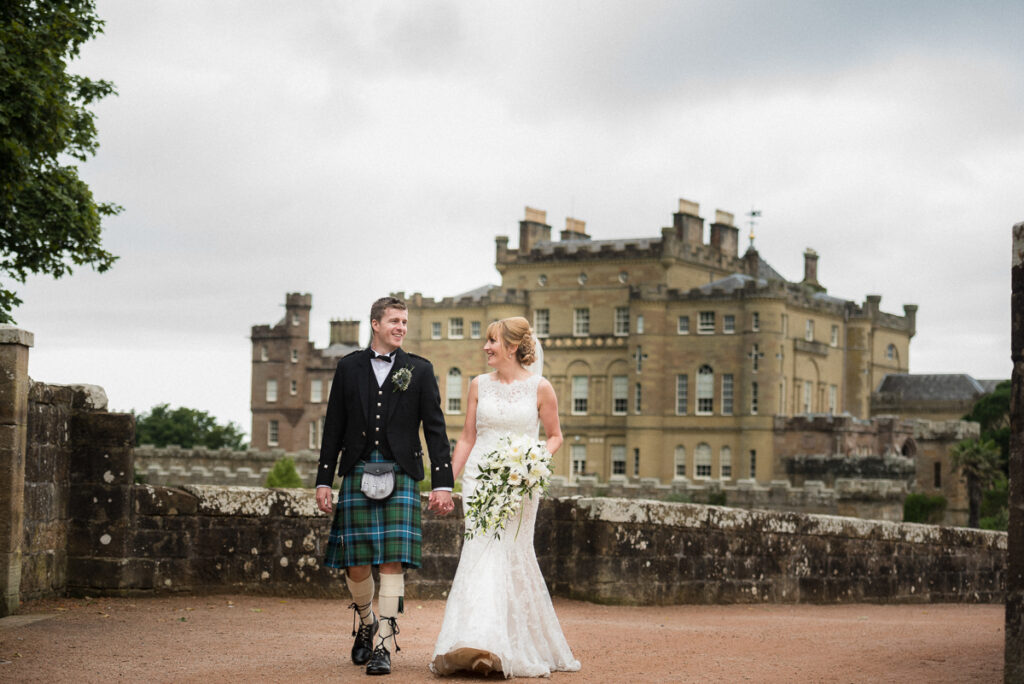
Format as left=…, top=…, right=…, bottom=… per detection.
left=429, top=490, right=455, bottom=515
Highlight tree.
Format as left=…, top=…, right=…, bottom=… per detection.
left=135, top=404, right=247, bottom=451
left=0, top=0, right=121, bottom=323
left=265, top=457, right=304, bottom=488
left=963, top=379, right=1010, bottom=469
left=949, top=438, right=1001, bottom=529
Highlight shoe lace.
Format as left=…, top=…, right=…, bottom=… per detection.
left=349, top=601, right=373, bottom=638
left=382, top=616, right=401, bottom=653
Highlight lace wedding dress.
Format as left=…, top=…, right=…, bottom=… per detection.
left=430, top=373, right=581, bottom=678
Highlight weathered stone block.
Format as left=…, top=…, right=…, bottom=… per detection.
left=67, top=557, right=155, bottom=591
left=69, top=445, right=133, bottom=485
left=70, top=412, right=134, bottom=448
left=132, top=528, right=192, bottom=559
left=67, top=520, right=131, bottom=558
left=133, top=484, right=198, bottom=516
left=69, top=483, right=132, bottom=523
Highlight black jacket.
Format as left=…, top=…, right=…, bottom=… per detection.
left=315, top=347, right=453, bottom=488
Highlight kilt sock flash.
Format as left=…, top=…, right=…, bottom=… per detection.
left=377, top=572, right=404, bottom=650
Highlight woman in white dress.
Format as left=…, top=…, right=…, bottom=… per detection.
left=431, top=317, right=581, bottom=678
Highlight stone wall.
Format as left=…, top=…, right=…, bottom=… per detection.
left=21, top=382, right=74, bottom=601
left=546, top=475, right=907, bottom=521
left=133, top=445, right=320, bottom=487
left=70, top=482, right=1006, bottom=606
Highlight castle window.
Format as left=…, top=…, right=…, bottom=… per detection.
left=611, top=445, right=626, bottom=475
left=573, top=308, right=590, bottom=337
left=674, top=445, right=687, bottom=478
left=634, top=383, right=642, bottom=414
left=291, top=313, right=299, bottom=326
left=260, top=346, right=269, bottom=362
left=698, top=311, right=715, bottom=334
left=695, top=443, right=712, bottom=478
left=534, top=309, right=550, bottom=337
left=572, top=376, right=589, bottom=415
left=720, top=447, right=732, bottom=480
left=577, top=272, right=588, bottom=286
left=831, top=325, right=839, bottom=347
left=612, top=376, right=628, bottom=415
left=723, top=315, right=735, bottom=334
left=571, top=445, right=587, bottom=478
left=751, top=344, right=762, bottom=372
left=310, top=380, right=322, bottom=403
left=634, top=448, right=640, bottom=476
left=829, top=385, right=837, bottom=414
left=675, top=374, right=688, bottom=415
left=933, top=461, right=942, bottom=488
left=448, top=318, right=464, bottom=339
left=779, top=377, right=786, bottom=415
left=751, top=382, right=758, bottom=415
left=805, top=319, right=814, bottom=342
left=614, top=307, right=630, bottom=336
left=636, top=315, right=644, bottom=334
left=471, top=321, right=481, bottom=339
left=749, top=450, right=757, bottom=479
left=446, top=368, right=462, bottom=413
left=309, top=421, right=319, bottom=450
left=887, top=343, right=897, bottom=360
left=431, top=322, right=441, bottom=340
left=268, top=420, right=279, bottom=447
left=538, top=274, right=547, bottom=286
left=677, top=316, right=690, bottom=335
left=803, top=380, right=813, bottom=413
left=266, top=379, right=278, bottom=403
left=290, top=380, right=297, bottom=395
left=752, top=312, right=760, bottom=331
left=697, top=365, right=714, bottom=415
left=291, top=349, right=298, bottom=363
left=721, top=374, right=734, bottom=415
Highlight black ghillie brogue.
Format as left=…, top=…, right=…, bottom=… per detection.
left=366, top=617, right=400, bottom=675
left=349, top=602, right=378, bottom=666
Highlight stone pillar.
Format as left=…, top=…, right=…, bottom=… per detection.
left=0, top=326, right=33, bottom=616
left=1008, top=221, right=1024, bottom=683
left=66, top=405, right=140, bottom=595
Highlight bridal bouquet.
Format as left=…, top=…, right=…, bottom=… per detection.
left=464, top=435, right=553, bottom=540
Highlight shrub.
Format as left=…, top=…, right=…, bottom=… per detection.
left=903, top=493, right=947, bottom=524
left=707, top=491, right=727, bottom=506
left=265, top=457, right=304, bottom=488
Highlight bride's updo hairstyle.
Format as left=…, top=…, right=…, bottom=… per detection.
left=486, top=317, right=536, bottom=366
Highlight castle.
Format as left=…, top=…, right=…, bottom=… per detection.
left=248, top=198, right=976, bottom=505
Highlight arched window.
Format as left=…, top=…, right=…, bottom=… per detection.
left=695, top=443, right=712, bottom=478
left=697, top=365, right=714, bottom=415
left=886, top=344, right=897, bottom=361
left=446, top=368, right=462, bottom=413
left=674, top=445, right=686, bottom=478
left=720, top=446, right=732, bottom=479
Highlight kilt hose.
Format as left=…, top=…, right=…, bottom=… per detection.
left=324, top=450, right=422, bottom=570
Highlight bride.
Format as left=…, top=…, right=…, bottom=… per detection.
left=430, top=317, right=581, bottom=678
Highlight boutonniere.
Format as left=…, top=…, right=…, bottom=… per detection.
left=392, top=365, right=413, bottom=392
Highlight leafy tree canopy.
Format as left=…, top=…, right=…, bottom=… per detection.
left=265, top=457, right=304, bottom=488
left=963, top=379, right=1010, bottom=468
left=135, top=403, right=247, bottom=451
left=0, top=0, right=121, bottom=322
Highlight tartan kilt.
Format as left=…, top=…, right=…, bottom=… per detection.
left=324, top=450, right=422, bottom=570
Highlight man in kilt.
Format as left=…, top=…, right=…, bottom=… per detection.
left=315, top=296, right=454, bottom=676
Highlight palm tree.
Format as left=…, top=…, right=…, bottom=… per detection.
left=949, top=438, right=1001, bottom=528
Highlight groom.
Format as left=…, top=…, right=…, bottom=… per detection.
left=315, top=295, right=454, bottom=676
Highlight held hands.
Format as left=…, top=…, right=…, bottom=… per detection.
left=429, top=489, right=455, bottom=516
left=315, top=487, right=333, bottom=514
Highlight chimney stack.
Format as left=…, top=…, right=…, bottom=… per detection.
left=560, top=217, right=590, bottom=241
left=709, top=209, right=739, bottom=258
left=330, top=319, right=361, bottom=346
left=802, top=248, right=821, bottom=288
left=673, top=198, right=704, bottom=246
left=519, top=207, right=551, bottom=254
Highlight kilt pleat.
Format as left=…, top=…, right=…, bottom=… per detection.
left=324, top=450, right=422, bottom=569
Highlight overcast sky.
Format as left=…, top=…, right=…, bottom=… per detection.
left=15, top=0, right=1022, bottom=437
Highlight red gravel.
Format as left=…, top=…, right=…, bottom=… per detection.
left=0, top=595, right=1004, bottom=683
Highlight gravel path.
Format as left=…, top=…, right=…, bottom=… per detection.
left=0, top=595, right=1004, bottom=683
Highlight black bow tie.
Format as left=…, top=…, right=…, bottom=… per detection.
left=372, top=352, right=394, bottom=362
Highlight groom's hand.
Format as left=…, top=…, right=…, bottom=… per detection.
left=315, top=487, right=333, bottom=514
left=429, top=490, right=454, bottom=515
